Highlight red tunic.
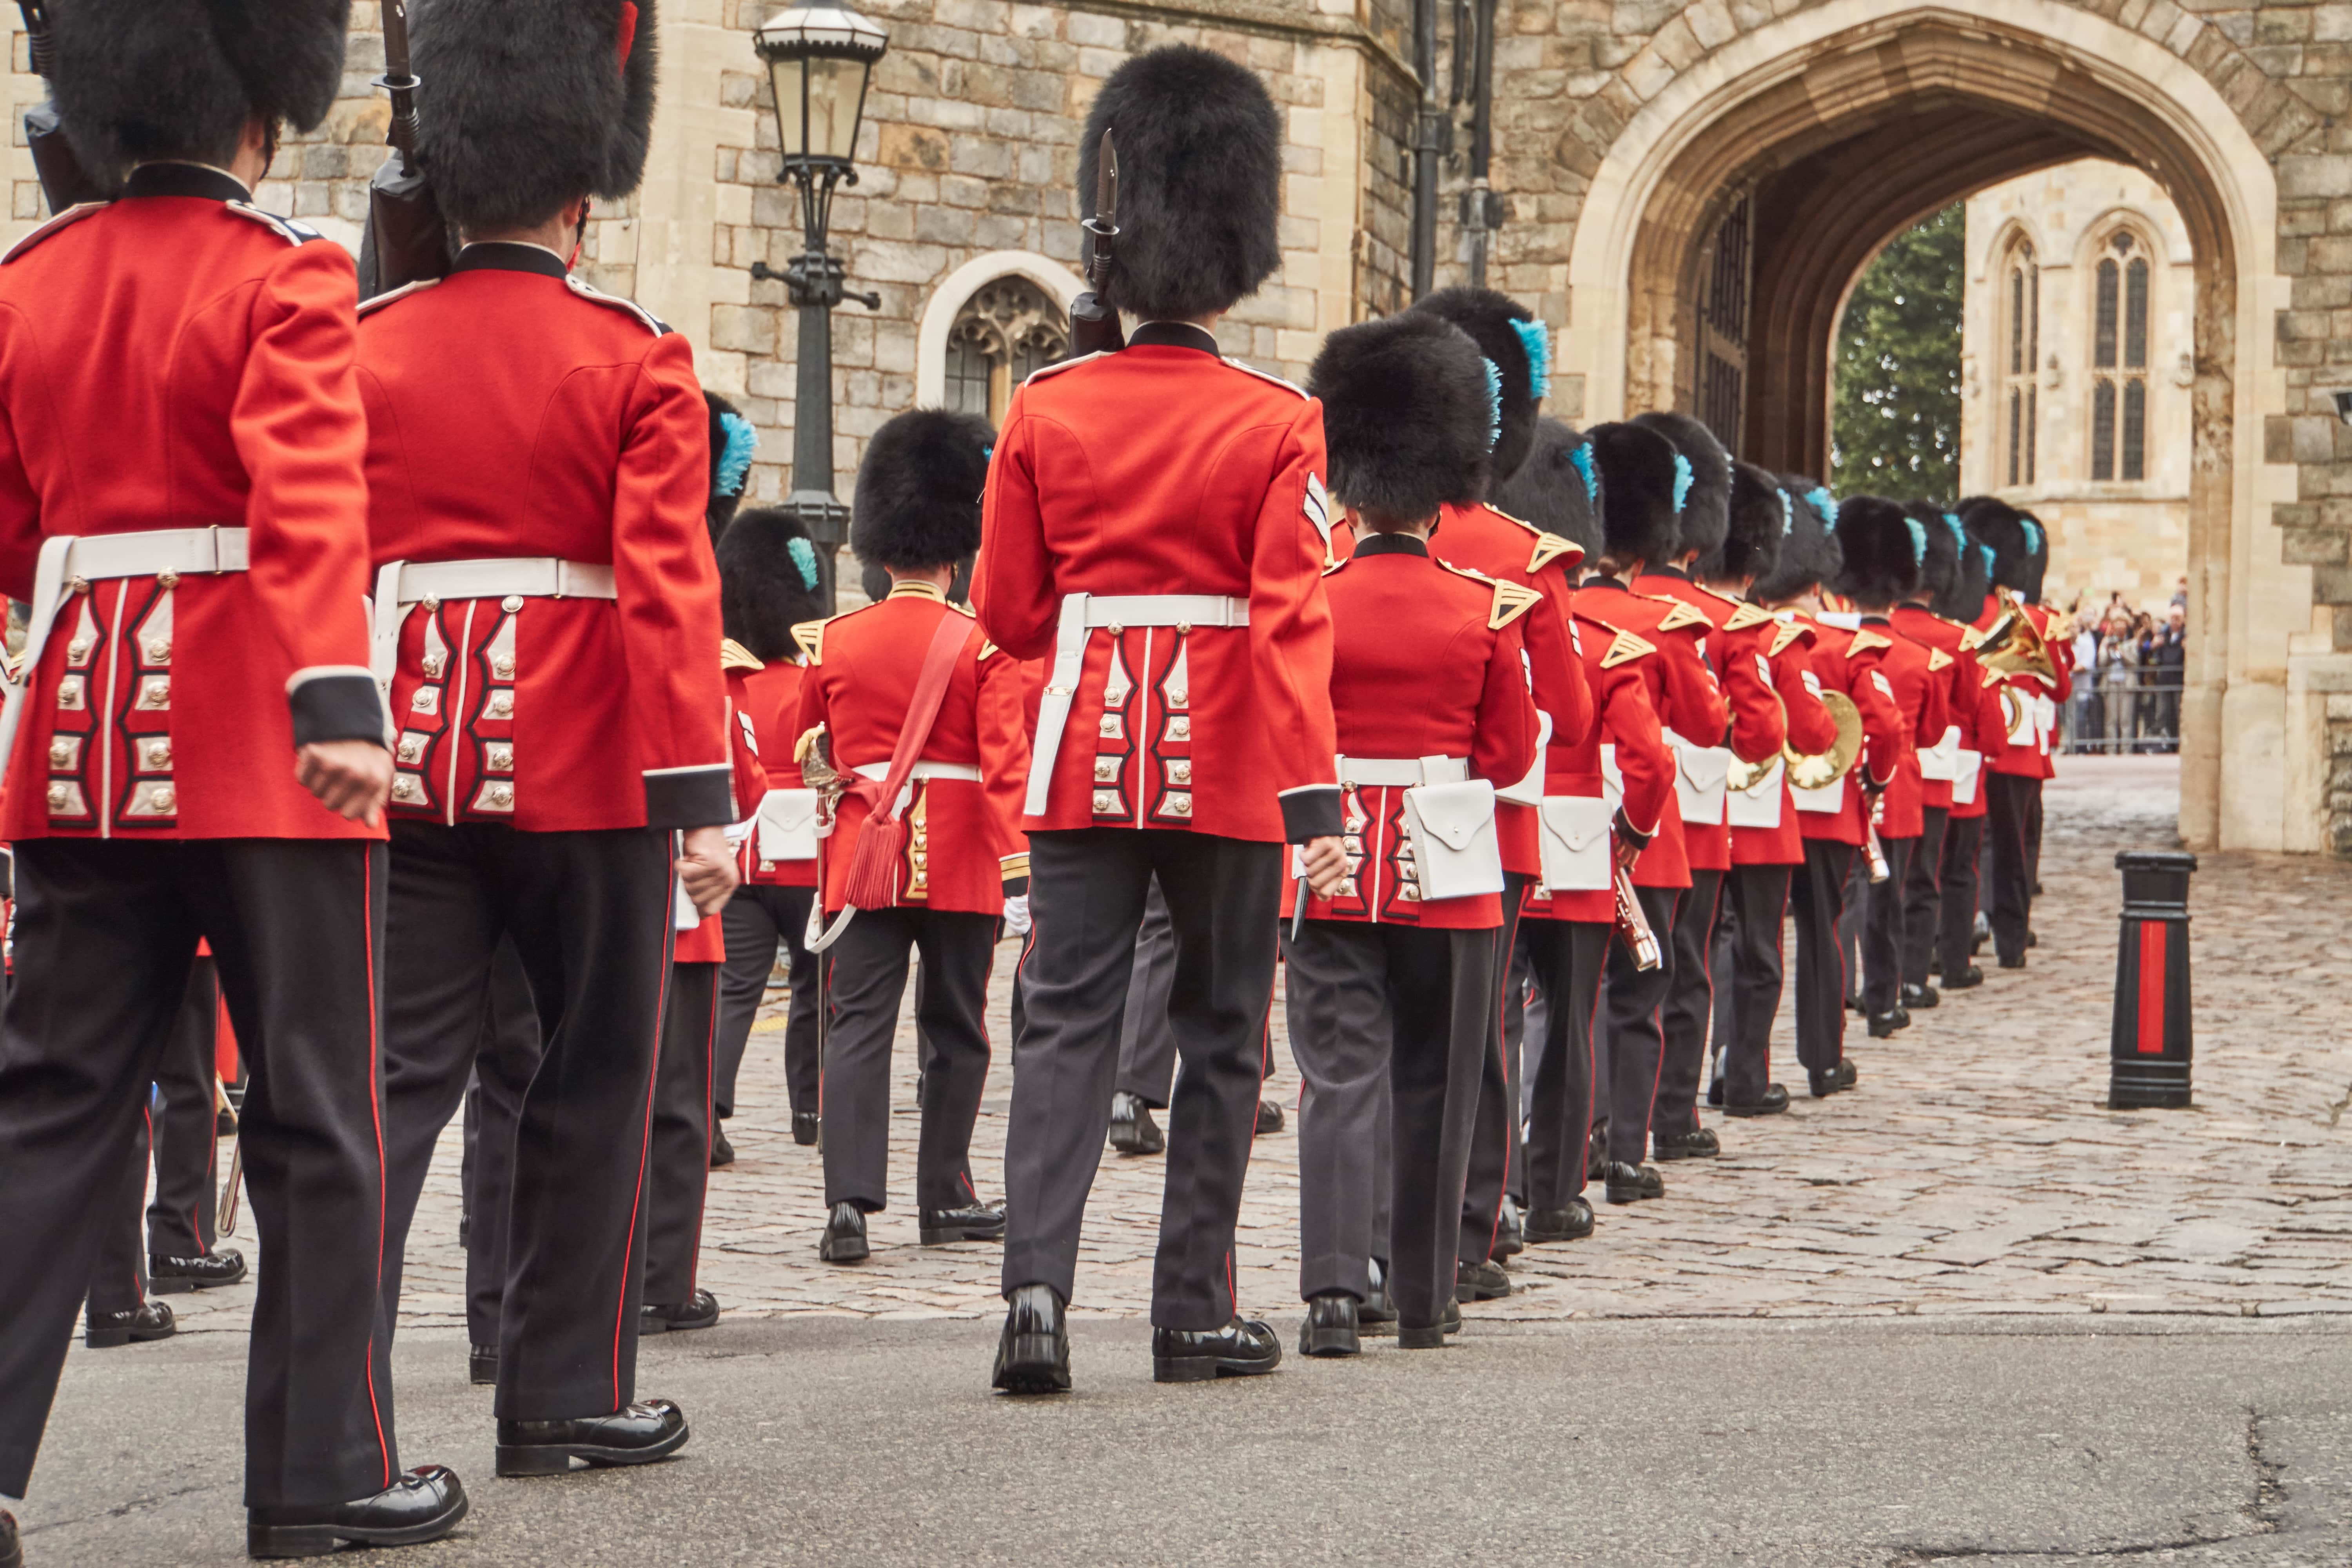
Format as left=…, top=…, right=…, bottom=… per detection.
left=1523, top=604, right=1673, bottom=924
left=1846, top=620, right=1943, bottom=840
left=0, top=163, right=383, bottom=842
left=1891, top=604, right=1998, bottom=820
left=1638, top=571, right=1786, bottom=875
left=1973, top=594, right=2073, bottom=780
left=358, top=243, right=730, bottom=832
left=1794, top=613, right=1906, bottom=848
left=678, top=663, right=775, bottom=964
left=1286, top=535, right=1538, bottom=931
left=974, top=323, right=1339, bottom=844
left=730, top=653, right=817, bottom=889
left=793, top=584, right=1029, bottom=918
left=1568, top=578, right=1724, bottom=889
left=1728, top=614, right=1835, bottom=868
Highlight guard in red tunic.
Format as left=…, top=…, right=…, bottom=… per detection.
left=712, top=508, right=829, bottom=1154
left=0, top=0, right=469, bottom=1552
left=1924, top=523, right=2009, bottom=988
left=1403, top=287, right=1592, bottom=1296
left=976, top=47, right=1347, bottom=1392
left=1496, top=419, right=1675, bottom=1245
left=1890, top=507, right=1969, bottom=1011
left=795, top=410, right=1028, bottom=1262
left=362, top=0, right=737, bottom=1479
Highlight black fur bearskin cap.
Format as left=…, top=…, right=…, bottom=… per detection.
left=1699, top=461, right=1785, bottom=587
left=717, top=506, right=828, bottom=663
left=851, top=408, right=994, bottom=572
left=1828, top=496, right=1922, bottom=608
left=1957, top=495, right=2043, bottom=597
left=705, top=392, right=758, bottom=548
left=1410, top=287, right=1550, bottom=481
left=1934, top=508, right=1990, bottom=622
left=1308, top=313, right=1493, bottom=524
left=1494, top=417, right=1604, bottom=558
left=1752, top=475, right=1840, bottom=603
left=1632, top=410, right=1730, bottom=566
left=1902, top=500, right=1959, bottom=608
left=1586, top=422, right=1683, bottom=571
left=53, top=0, right=350, bottom=185
left=1080, top=46, right=1281, bottom=322
left=412, top=0, right=658, bottom=231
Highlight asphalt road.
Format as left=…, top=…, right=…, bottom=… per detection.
left=18, top=1314, right=2352, bottom=1566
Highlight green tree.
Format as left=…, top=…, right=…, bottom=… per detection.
left=1831, top=203, right=1963, bottom=501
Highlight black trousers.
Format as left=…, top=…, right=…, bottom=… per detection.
left=646, top=961, right=719, bottom=1305
left=1459, top=872, right=1529, bottom=1265
left=378, top=820, right=673, bottom=1423
left=1861, top=834, right=1919, bottom=1015
left=1601, top=883, right=1680, bottom=1165
left=1280, top=926, right=1390, bottom=1276
left=1116, top=877, right=1180, bottom=1106
left=0, top=838, right=394, bottom=1508
left=1719, top=864, right=1793, bottom=1107
left=1652, top=867, right=1724, bottom=1139
left=1900, top=805, right=1948, bottom=990
left=461, top=944, right=541, bottom=1350
left=821, top=906, right=995, bottom=1213
left=1836, top=851, right=1867, bottom=1007
left=89, top=958, right=225, bottom=1317
left=1002, top=828, right=1278, bottom=1328
left=1520, top=920, right=1609, bottom=1210
left=1286, top=919, right=1492, bottom=1330
left=1985, top=772, right=2038, bottom=964
left=714, top=884, right=818, bottom=1120
left=1790, top=840, right=1855, bottom=1072
left=1936, top=814, right=1986, bottom=977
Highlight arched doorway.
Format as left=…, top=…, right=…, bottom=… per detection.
left=1562, top=0, right=2301, bottom=854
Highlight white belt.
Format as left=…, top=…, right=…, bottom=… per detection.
left=1336, top=755, right=1467, bottom=788
left=0, top=528, right=250, bottom=794
left=1025, top=592, right=1249, bottom=817
left=851, top=760, right=982, bottom=783
left=370, top=556, right=619, bottom=695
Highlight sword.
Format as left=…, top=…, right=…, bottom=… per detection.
left=1069, top=127, right=1125, bottom=356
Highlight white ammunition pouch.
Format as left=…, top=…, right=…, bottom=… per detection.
left=1536, top=794, right=1612, bottom=892
left=1919, top=722, right=1961, bottom=782
left=1668, top=729, right=1731, bottom=826
left=756, top=787, right=822, bottom=863
left=1791, top=775, right=1846, bottom=815
left=1953, top=748, right=1984, bottom=807
left=1494, top=710, right=1551, bottom=808
left=1726, top=757, right=1785, bottom=830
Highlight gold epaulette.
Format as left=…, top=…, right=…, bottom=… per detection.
left=1486, top=579, right=1542, bottom=631
left=1655, top=599, right=1714, bottom=634
left=1847, top=628, right=1893, bottom=655
left=1959, top=623, right=1989, bottom=652
left=1983, top=665, right=2007, bottom=689
left=1599, top=625, right=1656, bottom=669
left=1927, top=647, right=1955, bottom=672
left=1768, top=621, right=1810, bottom=657
left=978, top=640, right=1001, bottom=660
left=720, top=638, right=764, bottom=674
left=1436, top=558, right=1497, bottom=586
left=791, top=618, right=830, bottom=665
left=1722, top=601, right=1775, bottom=633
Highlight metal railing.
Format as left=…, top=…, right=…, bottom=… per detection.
left=2060, top=666, right=2183, bottom=754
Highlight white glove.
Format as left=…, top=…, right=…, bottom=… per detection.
left=1001, top=893, right=1032, bottom=938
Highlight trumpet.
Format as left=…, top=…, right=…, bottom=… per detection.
left=1976, top=595, right=2058, bottom=681
left=1864, top=793, right=1891, bottom=884
left=1613, top=865, right=1662, bottom=971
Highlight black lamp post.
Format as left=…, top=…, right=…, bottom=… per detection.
left=752, top=4, right=887, bottom=612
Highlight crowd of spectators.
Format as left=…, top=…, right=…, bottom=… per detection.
left=2061, top=577, right=2187, bottom=753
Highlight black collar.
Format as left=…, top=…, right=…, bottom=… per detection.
left=1859, top=612, right=1893, bottom=626
left=122, top=163, right=249, bottom=203
left=1353, top=532, right=1429, bottom=559
left=1128, top=321, right=1220, bottom=355
left=1581, top=574, right=1630, bottom=594
left=452, top=243, right=572, bottom=280
left=1644, top=563, right=1690, bottom=583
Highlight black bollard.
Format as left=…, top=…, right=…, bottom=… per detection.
left=2109, top=849, right=2197, bottom=1109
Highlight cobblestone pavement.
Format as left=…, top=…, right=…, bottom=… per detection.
left=161, top=755, right=2352, bottom=1336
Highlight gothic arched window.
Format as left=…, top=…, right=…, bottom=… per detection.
left=2090, top=230, right=2151, bottom=483
left=2000, top=238, right=2038, bottom=487
left=943, top=278, right=1071, bottom=426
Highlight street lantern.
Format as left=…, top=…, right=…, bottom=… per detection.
left=750, top=4, right=888, bottom=611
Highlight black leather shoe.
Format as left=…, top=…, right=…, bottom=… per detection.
left=85, top=1300, right=174, bottom=1348
left=147, top=1247, right=246, bottom=1293
left=1107, top=1092, right=1165, bottom=1155
left=248, top=1465, right=468, bottom=1556
left=1973, top=911, right=1991, bottom=947
left=1725, top=1084, right=1791, bottom=1118
left=992, top=1283, right=1071, bottom=1394
left=1837, top=1058, right=1859, bottom=1089
left=1706, top=1077, right=1725, bottom=1107
left=2027, top=927, right=2039, bottom=946
left=1525, top=1199, right=1595, bottom=1242
left=708, top=1125, right=735, bottom=1167
left=1299, top=1293, right=1360, bottom=1357
left=1490, top=1199, right=1525, bottom=1259
left=1867, top=1010, right=1906, bottom=1038
left=1943, top=965, right=1985, bottom=989
left=1255, top=1098, right=1286, bottom=1136
left=1, top=1507, right=17, bottom=1568
left=496, top=1400, right=688, bottom=1476
left=1401, top=1298, right=1461, bottom=1349
left=1902, top=983, right=1940, bottom=1010
left=819, top=1201, right=869, bottom=1263
left=1844, top=994, right=1864, bottom=1014
left=1358, top=1261, right=1398, bottom=1334
left=1586, top=1126, right=1607, bottom=1181
left=921, top=1202, right=1006, bottom=1244
left=1653, top=1126, right=1719, bottom=1160
left=1455, top=1258, right=1512, bottom=1301
left=641, top=1289, right=720, bottom=1334
left=1152, top=1316, right=1281, bottom=1383
left=1809, top=1067, right=1841, bottom=1098
left=1998, top=954, right=2027, bottom=969
left=469, top=1344, right=498, bottom=1386
left=792, top=1111, right=820, bottom=1147
left=1603, top=1161, right=1664, bottom=1205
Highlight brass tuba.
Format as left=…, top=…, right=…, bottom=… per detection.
left=1976, top=597, right=2059, bottom=681
left=1783, top=689, right=1863, bottom=791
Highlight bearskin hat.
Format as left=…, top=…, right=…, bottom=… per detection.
left=1080, top=46, right=1281, bottom=322
left=1494, top=417, right=1604, bottom=557
left=1308, top=313, right=1492, bottom=523
left=1957, top=495, right=2042, bottom=597
left=1752, top=476, right=1839, bottom=604
left=851, top=409, right=993, bottom=572
left=1632, top=410, right=1730, bottom=566
left=412, top=0, right=658, bottom=232
left=1586, top=422, right=1682, bottom=570
left=1828, top=496, right=1923, bottom=608
left=717, top=507, right=827, bottom=663
left=52, top=0, right=350, bottom=186
left=1409, top=288, right=1550, bottom=480
left=1902, top=500, right=1960, bottom=608
left=1935, top=509, right=1990, bottom=622
left=705, top=392, right=759, bottom=548
left=1699, top=461, right=1785, bottom=586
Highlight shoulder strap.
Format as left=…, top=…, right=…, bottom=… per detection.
left=868, top=610, right=973, bottom=825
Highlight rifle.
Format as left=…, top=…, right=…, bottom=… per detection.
left=356, top=0, right=453, bottom=299
left=17, top=0, right=108, bottom=212
left=1068, top=127, right=1125, bottom=356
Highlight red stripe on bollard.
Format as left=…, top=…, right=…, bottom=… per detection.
left=2136, top=922, right=2167, bottom=1054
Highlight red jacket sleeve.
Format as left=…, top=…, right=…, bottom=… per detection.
left=1722, top=628, right=1786, bottom=764
left=1471, top=617, right=1540, bottom=792
left=972, top=392, right=1055, bottom=662
left=1850, top=651, right=1907, bottom=788
left=1777, top=636, right=1839, bottom=756
left=722, top=671, right=766, bottom=823
left=1658, top=630, right=1729, bottom=747
left=1602, top=661, right=1673, bottom=840
left=1520, top=575, right=1593, bottom=755
left=975, top=640, right=1033, bottom=879
left=1249, top=398, right=1342, bottom=834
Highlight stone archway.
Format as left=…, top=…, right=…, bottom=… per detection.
left=1561, top=0, right=2302, bottom=855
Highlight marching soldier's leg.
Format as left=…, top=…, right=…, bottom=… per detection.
left=644, top=960, right=720, bottom=1323
left=1653, top=869, right=1724, bottom=1151
left=1837, top=852, right=1867, bottom=1010
left=1284, top=921, right=1386, bottom=1317
left=146, top=958, right=226, bottom=1278
left=85, top=1108, right=166, bottom=1344
left=1721, top=864, right=1792, bottom=1111
left=1862, top=835, right=1918, bottom=1031
left=1387, top=925, right=1497, bottom=1337
left=909, top=910, right=1002, bottom=1236
left=1791, top=840, right=1856, bottom=1086
left=464, top=944, right=540, bottom=1379
left=1900, top=806, right=1948, bottom=996
left=1521, top=921, right=1597, bottom=1228
left=1937, top=815, right=1986, bottom=985
left=1460, top=878, right=1529, bottom=1267
left=820, top=908, right=920, bottom=1218
left=777, top=888, right=823, bottom=1127
left=713, top=890, right=782, bottom=1123
left=1115, top=875, right=1180, bottom=1108
left=0, top=840, right=194, bottom=1500
left=1602, top=885, right=1680, bottom=1198
left=1987, top=773, right=2032, bottom=965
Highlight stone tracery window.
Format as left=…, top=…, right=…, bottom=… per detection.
left=2000, top=236, right=2039, bottom=488
left=943, top=278, right=1070, bottom=426
left=2090, top=229, right=2151, bottom=483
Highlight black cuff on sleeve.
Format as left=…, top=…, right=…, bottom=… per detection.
left=1612, top=808, right=1653, bottom=853
left=1278, top=784, right=1344, bottom=844
left=644, top=765, right=735, bottom=830
left=1002, top=875, right=1030, bottom=898
left=287, top=672, right=386, bottom=748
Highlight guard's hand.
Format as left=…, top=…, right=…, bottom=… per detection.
left=1300, top=834, right=1349, bottom=898
left=1000, top=893, right=1032, bottom=938
left=677, top=825, right=740, bottom=917
left=1613, top=835, right=1642, bottom=872
left=296, top=740, right=392, bottom=826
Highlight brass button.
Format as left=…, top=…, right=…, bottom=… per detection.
left=155, top=569, right=179, bottom=588
left=501, top=595, right=524, bottom=612
left=65, top=639, right=89, bottom=662
left=45, top=781, right=69, bottom=809
left=491, top=657, right=515, bottom=680
left=421, top=596, right=441, bottom=612
left=145, top=639, right=170, bottom=663
left=148, top=784, right=175, bottom=813
left=421, top=653, right=446, bottom=680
